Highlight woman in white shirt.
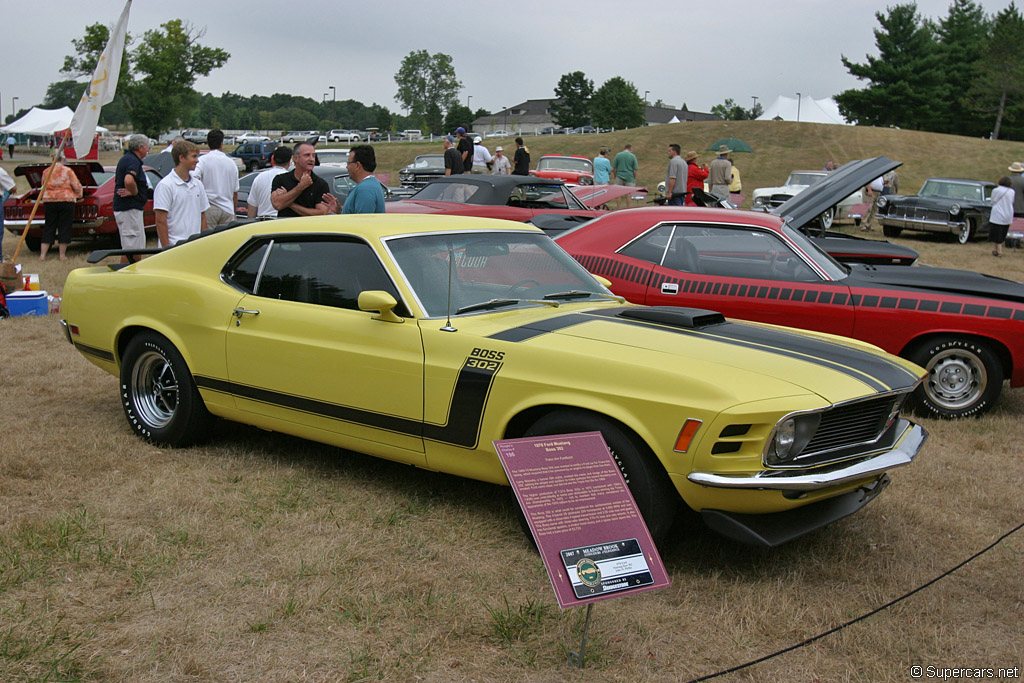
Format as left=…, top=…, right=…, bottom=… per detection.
left=989, top=176, right=1015, bottom=257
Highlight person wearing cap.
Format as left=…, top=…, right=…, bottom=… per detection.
left=664, top=144, right=687, bottom=206
left=708, top=144, right=732, bottom=198
left=455, top=127, right=474, bottom=174
left=470, top=135, right=492, bottom=174
left=443, top=136, right=463, bottom=176
left=684, top=151, right=709, bottom=207
left=491, top=146, right=511, bottom=175
left=1009, top=161, right=1024, bottom=218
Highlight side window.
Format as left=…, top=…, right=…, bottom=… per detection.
left=619, top=224, right=673, bottom=265
left=145, top=170, right=162, bottom=189
left=223, top=241, right=269, bottom=293
left=255, top=238, right=402, bottom=311
left=673, top=224, right=817, bottom=282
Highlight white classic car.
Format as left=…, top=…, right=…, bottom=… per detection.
left=751, top=170, right=863, bottom=229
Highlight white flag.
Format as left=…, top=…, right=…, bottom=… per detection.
left=69, top=0, right=132, bottom=158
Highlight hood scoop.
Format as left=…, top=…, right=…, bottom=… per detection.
left=617, top=307, right=726, bottom=329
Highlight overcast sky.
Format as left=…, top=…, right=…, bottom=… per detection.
left=2, top=0, right=1011, bottom=124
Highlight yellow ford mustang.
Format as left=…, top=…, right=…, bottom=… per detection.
left=61, top=215, right=927, bottom=547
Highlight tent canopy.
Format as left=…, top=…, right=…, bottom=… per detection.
left=1, top=106, right=109, bottom=135
left=755, top=96, right=848, bottom=125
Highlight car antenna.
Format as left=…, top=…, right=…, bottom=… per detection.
left=441, top=240, right=457, bottom=332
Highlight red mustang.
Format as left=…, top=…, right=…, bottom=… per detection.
left=3, top=162, right=161, bottom=251
left=529, top=154, right=595, bottom=185
left=556, top=204, right=1024, bottom=419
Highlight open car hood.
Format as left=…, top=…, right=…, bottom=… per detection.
left=15, top=161, right=105, bottom=189
left=772, top=157, right=901, bottom=230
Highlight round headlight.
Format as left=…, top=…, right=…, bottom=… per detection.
left=774, top=418, right=796, bottom=460
left=949, top=203, right=961, bottom=215
left=876, top=196, right=887, bottom=208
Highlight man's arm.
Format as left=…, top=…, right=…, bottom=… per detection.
left=666, top=176, right=676, bottom=196
left=271, top=173, right=313, bottom=210
left=118, top=173, right=138, bottom=198
left=155, top=210, right=170, bottom=247
left=200, top=211, right=208, bottom=232
left=246, top=203, right=257, bottom=219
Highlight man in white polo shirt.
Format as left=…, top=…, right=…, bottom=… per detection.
left=154, top=140, right=209, bottom=247
left=194, top=129, right=239, bottom=228
left=247, top=145, right=292, bottom=218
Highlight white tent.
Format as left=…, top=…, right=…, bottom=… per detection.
left=1, top=106, right=108, bottom=134
left=756, top=95, right=848, bottom=125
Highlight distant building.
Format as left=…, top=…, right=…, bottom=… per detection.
left=472, top=99, right=719, bottom=135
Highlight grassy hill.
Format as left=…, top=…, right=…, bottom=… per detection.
left=370, top=120, right=1024, bottom=208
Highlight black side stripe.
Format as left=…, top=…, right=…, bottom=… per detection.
left=194, top=359, right=501, bottom=448
left=74, top=342, right=115, bottom=363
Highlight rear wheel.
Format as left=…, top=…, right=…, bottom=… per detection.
left=818, top=207, right=835, bottom=230
left=882, top=225, right=902, bottom=238
left=522, top=410, right=678, bottom=544
left=246, top=160, right=257, bottom=172
left=24, top=235, right=41, bottom=252
left=120, top=332, right=213, bottom=445
left=907, top=336, right=1003, bottom=418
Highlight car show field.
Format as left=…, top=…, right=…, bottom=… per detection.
left=1, top=120, right=1021, bottom=681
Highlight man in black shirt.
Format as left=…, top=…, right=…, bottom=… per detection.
left=455, top=126, right=473, bottom=173
left=443, top=136, right=463, bottom=175
left=271, top=142, right=337, bottom=217
left=512, top=137, right=531, bottom=176
left=113, top=133, right=152, bottom=261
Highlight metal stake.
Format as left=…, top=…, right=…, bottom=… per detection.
left=567, top=603, right=594, bottom=669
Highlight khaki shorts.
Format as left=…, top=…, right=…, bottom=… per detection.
left=205, top=204, right=235, bottom=229
left=614, top=177, right=636, bottom=187
left=114, top=209, right=146, bottom=249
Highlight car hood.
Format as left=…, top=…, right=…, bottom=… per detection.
left=484, top=305, right=923, bottom=404
left=844, top=263, right=1024, bottom=303
left=15, top=162, right=105, bottom=189
left=773, top=157, right=901, bottom=230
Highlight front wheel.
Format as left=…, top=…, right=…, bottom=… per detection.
left=246, top=160, right=257, bottom=172
left=957, top=219, right=975, bottom=244
left=522, top=410, right=678, bottom=544
left=882, top=225, right=902, bottom=238
left=907, top=336, right=1003, bottom=418
left=818, top=206, right=835, bottom=230
left=120, top=332, right=213, bottom=446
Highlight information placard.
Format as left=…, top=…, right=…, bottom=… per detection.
left=494, top=432, right=670, bottom=609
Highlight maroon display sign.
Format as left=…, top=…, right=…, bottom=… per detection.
left=494, top=432, right=670, bottom=609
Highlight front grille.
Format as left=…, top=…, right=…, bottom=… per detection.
left=768, top=193, right=793, bottom=208
left=790, top=395, right=901, bottom=467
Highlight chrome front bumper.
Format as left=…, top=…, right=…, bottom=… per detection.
left=687, top=422, right=927, bottom=491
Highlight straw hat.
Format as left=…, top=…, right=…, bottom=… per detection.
left=1009, top=161, right=1024, bottom=173
left=684, top=151, right=698, bottom=162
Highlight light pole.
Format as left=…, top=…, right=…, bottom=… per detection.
left=751, top=95, right=758, bottom=109
left=467, top=95, right=472, bottom=111
left=11, top=96, right=18, bottom=120
left=503, top=106, right=507, bottom=132
left=329, top=85, right=336, bottom=120
left=795, top=92, right=801, bottom=122
left=643, top=90, right=649, bottom=105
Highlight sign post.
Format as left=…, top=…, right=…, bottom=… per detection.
left=493, top=432, right=671, bottom=667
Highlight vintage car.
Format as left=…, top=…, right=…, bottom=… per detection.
left=3, top=162, right=162, bottom=251
left=281, top=131, right=320, bottom=144
left=752, top=169, right=864, bottom=229
left=234, top=166, right=358, bottom=217
left=398, top=154, right=446, bottom=188
left=530, top=154, right=595, bottom=185
left=877, top=177, right=995, bottom=243
left=387, top=175, right=606, bottom=223
left=233, top=133, right=271, bottom=144
left=61, top=214, right=926, bottom=548
left=556, top=197, right=1024, bottom=418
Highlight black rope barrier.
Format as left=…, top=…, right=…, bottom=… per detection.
left=684, top=520, right=1024, bottom=683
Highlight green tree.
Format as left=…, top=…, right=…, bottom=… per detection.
left=551, top=71, right=594, bottom=128
left=444, top=103, right=474, bottom=134
left=123, top=20, right=229, bottom=135
left=710, top=98, right=763, bottom=120
left=58, top=21, right=134, bottom=128
left=968, top=2, right=1024, bottom=139
left=591, top=77, right=645, bottom=130
left=835, top=4, right=946, bottom=130
left=394, top=50, right=461, bottom=120
left=935, top=0, right=990, bottom=136
left=42, top=80, right=84, bottom=110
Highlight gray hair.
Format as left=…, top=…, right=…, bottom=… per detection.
left=126, top=134, right=150, bottom=152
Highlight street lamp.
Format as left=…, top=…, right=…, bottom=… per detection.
left=503, top=106, right=507, bottom=131
left=11, top=96, right=18, bottom=119
left=467, top=95, right=472, bottom=110
left=643, top=90, right=649, bottom=105
left=795, top=92, right=801, bottom=122
left=751, top=95, right=758, bottom=108
left=329, top=85, right=336, bottom=102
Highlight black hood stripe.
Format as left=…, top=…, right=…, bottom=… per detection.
left=487, top=313, right=592, bottom=342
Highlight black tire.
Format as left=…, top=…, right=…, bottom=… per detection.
left=246, top=160, right=257, bottom=172
left=957, top=219, right=975, bottom=244
left=120, top=332, right=213, bottom=446
left=818, top=206, right=835, bottom=230
left=882, top=225, right=902, bottom=238
left=24, top=235, right=41, bottom=252
left=522, top=410, right=678, bottom=544
left=907, top=336, right=1003, bottom=418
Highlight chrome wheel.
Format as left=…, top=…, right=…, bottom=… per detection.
left=909, top=336, right=1002, bottom=418
left=957, top=219, right=973, bottom=244
left=131, top=349, right=179, bottom=429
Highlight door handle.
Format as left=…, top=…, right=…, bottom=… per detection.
left=660, top=282, right=679, bottom=295
left=232, top=308, right=260, bottom=325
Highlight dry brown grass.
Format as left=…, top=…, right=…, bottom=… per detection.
left=2, top=126, right=1023, bottom=681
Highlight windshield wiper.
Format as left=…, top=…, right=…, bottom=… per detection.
left=456, top=298, right=522, bottom=314
left=544, top=290, right=625, bottom=302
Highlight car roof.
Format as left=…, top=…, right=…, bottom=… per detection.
left=924, top=177, right=995, bottom=185
left=540, top=154, right=590, bottom=160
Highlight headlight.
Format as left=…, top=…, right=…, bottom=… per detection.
left=949, top=203, right=961, bottom=215
left=766, top=413, right=821, bottom=466
left=752, top=196, right=766, bottom=208
left=876, top=196, right=887, bottom=208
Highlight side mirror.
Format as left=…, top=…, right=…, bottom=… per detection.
left=592, top=274, right=613, bottom=288
left=358, top=290, right=404, bottom=323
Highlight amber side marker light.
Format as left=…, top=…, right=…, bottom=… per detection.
left=674, top=419, right=703, bottom=453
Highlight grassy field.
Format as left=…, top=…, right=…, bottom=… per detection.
left=1, top=122, right=1023, bottom=681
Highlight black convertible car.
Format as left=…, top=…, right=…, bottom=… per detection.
left=877, top=177, right=995, bottom=244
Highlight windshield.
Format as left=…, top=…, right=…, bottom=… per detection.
left=786, top=172, right=826, bottom=186
left=538, top=157, right=593, bottom=173
left=385, top=231, right=609, bottom=317
left=410, top=155, right=444, bottom=169
left=919, top=179, right=986, bottom=201
left=779, top=222, right=848, bottom=280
